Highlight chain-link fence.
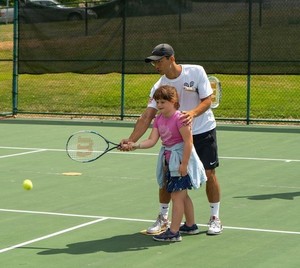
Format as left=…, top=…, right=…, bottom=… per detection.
left=1, top=0, right=299, bottom=123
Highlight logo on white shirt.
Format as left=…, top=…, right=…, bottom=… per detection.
left=184, top=81, right=198, bottom=93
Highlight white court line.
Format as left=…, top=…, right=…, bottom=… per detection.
left=1, top=145, right=300, bottom=162
left=0, top=149, right=47, bottom=159
left=220, top=156, right=300, bottom=162
left=2, top=208, right=300, bottom=235
left=0, top=209, right=299, bottom=254
left=0, top=208, right=104, bottom=219
left=223, top=225, right=300, bottom=235
left=0, top=146, right=64, bottom=152
left=122, top=154, right=300, bottom=162
left=0, top=209, right=300, bottom=253
left=0, top=217, right=107, bottom=254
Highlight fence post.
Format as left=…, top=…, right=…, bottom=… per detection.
left=120, top=0, right=126, bottom=120
left=246, top=0, right=253, bottom=125
left=12, top=0, right=19, bottom=115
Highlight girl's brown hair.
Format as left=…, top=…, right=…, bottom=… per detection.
left=153, top=85, right=180, bottom=110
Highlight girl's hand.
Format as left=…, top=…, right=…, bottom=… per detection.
left=179, top=164, right=188, bottom=177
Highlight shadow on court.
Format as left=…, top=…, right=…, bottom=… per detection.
left=21, top=232, right=207, bottom=255
left=234, top=191, right=300, bottom=200
left=25, top=233, right=172, bottom=255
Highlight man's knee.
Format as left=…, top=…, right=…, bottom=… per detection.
left=205, top=169, right=216, bottom=182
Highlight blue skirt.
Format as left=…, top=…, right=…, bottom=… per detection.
left=165, top=170, right=193, bottom=193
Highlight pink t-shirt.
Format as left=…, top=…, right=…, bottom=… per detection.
left=153, top=110, right=185, bottom=161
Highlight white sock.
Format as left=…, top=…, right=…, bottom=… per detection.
left=210, top=202, right=220, bottom=218
left=160, top=203, right=169, bottom=218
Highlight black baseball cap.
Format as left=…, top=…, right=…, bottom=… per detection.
left=145, top=44, right=174, bottom=63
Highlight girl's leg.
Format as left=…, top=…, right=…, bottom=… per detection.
left=184, top=194, right=196, bottom=226
left=169, top=190, right=187, bottom=233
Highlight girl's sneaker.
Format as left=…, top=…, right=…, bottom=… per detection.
left=179, top=223, right=200, bottom=234
left=153, top=228, right=182, bottom=242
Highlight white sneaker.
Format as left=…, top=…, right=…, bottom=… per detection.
left=147, top=214, right=169, bottom=234
left=207, top=216, right=223, bottom=235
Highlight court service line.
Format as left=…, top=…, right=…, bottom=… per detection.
left=0, top=217, right=108, bottom=254
left=222, top=225, right=300, bottom=235
left=122, top=153, right=300, bottom=163
left=0, top=146, right=299, bottom=162
left=220, top=156, right=300, bottom=162
left=0, top=146, right=64, bottom=152
left=1, top=208, right=299, bottom=237
left=0, top=208, right=104, bottom=219
left=0, top=149, right=47, bottom=159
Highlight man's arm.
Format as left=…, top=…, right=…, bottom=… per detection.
left=181, top=95, right=212, bottom=125
left=189, top=95, right=212, bottom=118
left=121, top=107, right=157, bottom=147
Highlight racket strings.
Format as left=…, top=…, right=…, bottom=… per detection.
left=67, top=133, right=108, bottom=162
left=209, top=76, right=221, bottom=109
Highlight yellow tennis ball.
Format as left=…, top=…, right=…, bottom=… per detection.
left=23, top=179, right=33, bottom=190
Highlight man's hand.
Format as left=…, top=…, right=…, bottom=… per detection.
left=118, top=138, right=132, bottom=151
left=180, top=111, right=194, bottom=126
left=180, top=96, right=212, bottom=125
left=118, top=140, right=138, bottom=151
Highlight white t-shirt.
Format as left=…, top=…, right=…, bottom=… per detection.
left=148, top=64, right=216, bottom=135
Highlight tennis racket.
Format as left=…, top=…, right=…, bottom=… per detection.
left=208, top=75, right=222, bottom=109
left=66, top=130, right=120, bottom=163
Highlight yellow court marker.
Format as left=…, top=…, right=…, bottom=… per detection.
left=62, top=172, right=82, bottom=176
left=140, top=229, right=164, bottom=236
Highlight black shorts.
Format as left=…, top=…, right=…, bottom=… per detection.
left=193, top=128, right=219, bottom=170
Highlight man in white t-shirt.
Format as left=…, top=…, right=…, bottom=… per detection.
left=120, top=44, right=222, bottom=235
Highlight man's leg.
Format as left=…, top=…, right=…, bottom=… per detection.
left=206, top=168, right=222, bottom=235
left=147, top=186, right=171, bottom=234
left=193, top=129, right=222, bottom=235
left=206, top=169, right=220, bottom=204
left=159, top=186, right=172, bottom=203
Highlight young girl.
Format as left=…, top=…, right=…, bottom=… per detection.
left=126, top=85, right=207, bottom=242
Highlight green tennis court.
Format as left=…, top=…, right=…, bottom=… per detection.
left=0, top=119, right=299, bottom=268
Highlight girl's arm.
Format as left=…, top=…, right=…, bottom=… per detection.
left=129, top=127, right=160, bottom=150
left=179, top=125, right=193, bottom=176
